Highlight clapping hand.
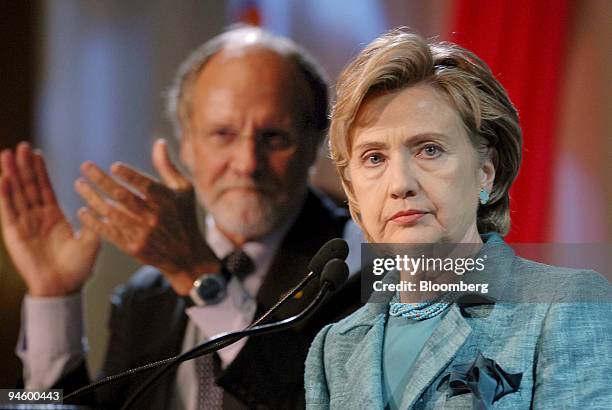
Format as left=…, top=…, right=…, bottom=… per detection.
left=75, top=139, right=220, bottom=295
left=0, top=143, right=100, bottom=297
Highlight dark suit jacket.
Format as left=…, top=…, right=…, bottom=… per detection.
left=61, top=189, right=362, bottom=409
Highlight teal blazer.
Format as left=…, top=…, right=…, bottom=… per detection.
left=305, top=234, right=611, bottom=409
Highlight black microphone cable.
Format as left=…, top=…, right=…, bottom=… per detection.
left=120, top=258, right=348, bottom=409
left=62, top=238, right=348, bottom=405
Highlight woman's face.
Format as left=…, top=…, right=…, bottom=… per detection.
left=347, top=84, right=494, bottom=244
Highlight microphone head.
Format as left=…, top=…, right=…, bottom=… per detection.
left=308, top=238, right=349, bottom=276
left=320, top=258, right=349, bottom=291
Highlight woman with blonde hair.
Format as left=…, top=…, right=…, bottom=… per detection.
left=305, top=28, right=610, bottom=409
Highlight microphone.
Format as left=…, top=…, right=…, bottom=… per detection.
left=63, top=238, right=349, bottom=405
left=308, top=238, right=349, bottom=275
left=254, top=238, right=349, bottom=326
left=120, top=258, right=349, bottom=409
left=319, top=258, right=349, bottom=291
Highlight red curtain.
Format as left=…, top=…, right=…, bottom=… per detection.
left=235, top=0, right=262, bottom=26
left=447, top=0, right=573, bottom=242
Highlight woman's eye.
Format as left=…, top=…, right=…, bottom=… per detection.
left=419, top=144, right=443, bottom=158
left=365, top=153, right=385, bottom=166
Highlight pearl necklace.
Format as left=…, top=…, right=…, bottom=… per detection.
left=389, top=293, right=453, bottom=321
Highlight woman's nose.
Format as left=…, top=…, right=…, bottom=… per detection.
left=389, top=155, right=418, bottom=199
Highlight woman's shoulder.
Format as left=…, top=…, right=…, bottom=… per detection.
left=510, top=256, right=610, bottom=303
left=482, top=233, right=610, bottom=302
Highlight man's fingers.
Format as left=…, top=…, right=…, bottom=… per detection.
left=16, top=142, right=42, bottom=206
left=0, top=149, right=29, bottom=212
left=32, top=151, right=59, bottom=206
left=80, top=161, right=119, bottom=195
left=77, top=206, right=148, bottom=257
left=77, top=207, right=120, bottom=244
left=81, top=161, right=147, bottom=213
left=110, top=162, right=158, bottom=197
left=75, top=178, right=116, bottom=217
left=75, top=178, right=140, bottom=225
left=152, top=139, right=191, bottom=191
left=0, top=175, right=17, bottom=222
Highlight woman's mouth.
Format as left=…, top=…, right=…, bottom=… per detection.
left=389, top=210, right=428, bottom=225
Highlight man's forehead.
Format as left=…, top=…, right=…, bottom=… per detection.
left=193, top=86, right=294, bottom=126
left=205, top=45, right=295, bottom=76
left=194, top=48, right=296, bottom=97
left=194, top=60, right=292, bottom=105
left=191, top=47, right=309, bottom=121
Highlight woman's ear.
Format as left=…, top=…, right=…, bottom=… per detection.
left=480, top=157, right=496, bottom=191
left=180, top=134, right=195, bottom=173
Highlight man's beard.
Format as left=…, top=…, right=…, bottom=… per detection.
left=198, top=182, right=291, bottom=239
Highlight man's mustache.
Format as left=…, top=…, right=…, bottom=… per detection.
left=214, top=179, right=278, bottom=196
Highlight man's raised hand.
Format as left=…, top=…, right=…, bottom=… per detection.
left=75, top=138, right=219, bottom=295
left=0, top=143, right=100, bottom=297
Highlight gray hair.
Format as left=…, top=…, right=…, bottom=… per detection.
left=166, top=25, right=330, bottom=141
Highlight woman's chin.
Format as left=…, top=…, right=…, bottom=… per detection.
left=381, top=226, right=442, bottom=244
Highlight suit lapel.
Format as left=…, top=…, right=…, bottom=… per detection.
left=342, top=307, right=387, bottom=409
left=256, top=246, right=313, bottom=317
left=398, top=304, right=472, bottom=409
left=256, top=189, right=348, bottom=319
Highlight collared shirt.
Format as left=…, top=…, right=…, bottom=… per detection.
left=186, top=212, right=298, bottom=365
left=173, top=212, right=296, bottom=410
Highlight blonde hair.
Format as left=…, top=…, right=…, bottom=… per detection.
left=330, top=27, right=522, bottom=236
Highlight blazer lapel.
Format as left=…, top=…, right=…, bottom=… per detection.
left=398, top=304, right=472, bottom=409
left=343, top=309, right=387, bottom=409
left=331, top=270, right=396, bottom=408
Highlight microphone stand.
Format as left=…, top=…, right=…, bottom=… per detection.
left=63, top=270, right=316, bottom=404
left=120, top=280, right=335, bottom=409
left=63, top=238, right=348, bottom=406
